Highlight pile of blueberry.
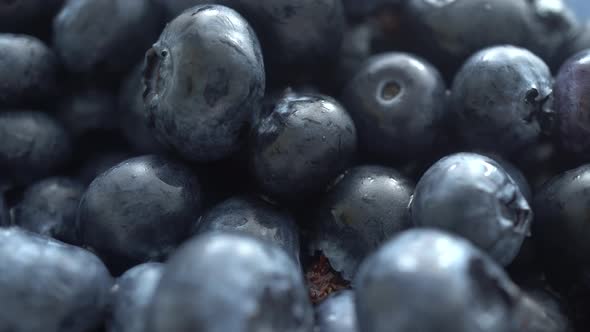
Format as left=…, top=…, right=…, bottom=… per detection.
left=4, top=0, right=590, bottom=331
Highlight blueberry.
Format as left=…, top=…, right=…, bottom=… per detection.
left=56, top=86, right=117, bottom=137
left=315, top=290, right=358, bottom=332
left=194, top=195, right=301, bottom=267
left=0, top=111, right=72, bottom=188
left=53, top=0, right=163, bottom=74
left=143, top=5, right=265, bottom=162
left=12, top=176, right=84, bottom=244
left=519, top=280, right=572, bottom=332
left=554, top=49, right=590, bottom=158
left=0, top=227, right=112, bottom=332
left=77, top=155, right=202, bottom=273
left=76, top=150, right=132, bottom=185
left=0, top=34, right=58, bottom=108
left=483, top=153, right=533, bottom=202
left=449, top=46, right=553, bottom=156
left=250, top=91, right=357, bottom=201
left=0, top=0, right=64, bottom=34
left=108, top=263, right=164, bottom=332
left=311, top=165, right=414, bottom=281
left=341, top=52, right=446, bottom=161
left=411, top=153, right=532, bottom=266
left=146, top=232, right=314, bottom=332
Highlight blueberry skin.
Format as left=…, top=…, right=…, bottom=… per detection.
left=315, top=290, right=358, bottom=332
left=53, top=0, right=163, bottom=74
left=250, top=92, right=357, bottom=201
left=144, top=5, right=265, bottom=162
left=483, top=153, right=533, bottom=203
left=355, top=229, right=524, bottom=332
left=0, top=0, right=64, bottom=34
left=0, top=227, right=112, bottom=332
left=108, top=263, right=164, bottom=332
left=449, top=46, right=553, bottom=156
left=411, top=153, right=532, bottom=266
left=146, top=232, right=314, bottom=332
left=0, top=34, right=58, bottom=108
left=311, top=165, right=414, bottom=281
left=76, top=150, right=132, bottom=185
left=0, top=111, right=72, bottom=188
left=341, top=52, right=446, bottom=160
left=77, top=155, right=202, bottom=273
left=12, top=177, right=84, bottom=244
left=195, top=195, right=301, bottom=267
left=555, top=50, right=590, bottom=158
left=57, top=86, right=117, bottom=137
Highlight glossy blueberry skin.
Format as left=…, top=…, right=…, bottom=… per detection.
left=315, top=290, right=358, bottom=332
left=0, top=0, right=64, bottom=34
left=157, top=0, right=344, bottom=72
left=108, top=263, right=164, bottom=332
left=12, top=177, right=84, bottom=244
left=57, top=86, right=117, bottom=137
left=144, top=5, right=265, bottom=162
left=250, top=92, right=357, bottom=201
left=449, top=46, right=553, bottom=156
left=0, top=227, right=112, bottom=332
left=311, top=165, right=414, bottom=281
left=342, top=52, right=446, bottom=160
left=411, top=153, right=532, bottom=266
left=53, top=0, right=163, bottom=74
left=146, top=232, right=314, bottom=332
left=195, top=195, right=301, bottom=267
left=77, top=155, right=202, bottom=273
left=483, top=153, right=533, bottom=203
left=0, top=111, right=72, bottom=188
left=0, top=34, right=58, bottom=108
left=555, top=50, right=590, bottom=158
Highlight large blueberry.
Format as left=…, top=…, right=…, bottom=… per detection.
left=77, top=155, right=202, bottom=273
left=76, top=150, right=132, bottom=185
left=411, top=153, right=532, bottom=266
left=0, top=227, right=112, bottom=332
left=146, top=232, right=314, bottom=332
left=311, top=165, right=414, bottom=281
left=250, top=91, right=357, bottom=201
left=315, top=290, right=358, bottom=332
left=144, top=5, right=265, bottom=162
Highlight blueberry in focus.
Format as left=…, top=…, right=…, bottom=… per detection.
left=146, top=232, right=314, bottom=332
left=250, top=91, right=357, bottom=202
left=0, top=227, right=112, bottom=332
left=341, top=52, right=446, bottom=161
left=108, top=263, right=164, bottom=332
left=311, top=165, right=414, bottom=281
left=483, top=153, right=533, bottom=202
left=0, top=34, right=58, bottom=107
left=194, top=195, right=301, bottom=267
left=449, top=45, right=553, bottom=157
left=56, top=86, right=117, bottom=137
left=53, top=0, right=163, bottom=74
left=144, top=5, right=265, bottom=162
left=75, top=150, right=132, bottom=185
left=12, top=176, right=84, bottom=244
left=0, top=111, right=72, bottom=188
left=411, top=153, right=532, bottom=266
left=315, top=290, right=358, bottom=332
left=77, top=155, right=202, bottom=273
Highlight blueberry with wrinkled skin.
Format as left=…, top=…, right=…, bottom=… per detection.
left=250, top=92, right=357, bottom=201
left=0, top=0, right=63, bottom=34
left=144, top=5, right=265, bottom=162
left=449, top=46, right=553, bottom=156
left=108, top=263, right=164, bottom=332
left=0, top=227, right=112, bottom=332
left=311, top=165, right=414, bottom=281
left=57, top=86, right=117, bottom=137
left=315, top=290, right=358, bottom=332
left=119, top=64, right=163, bottom=154
left=12, top=177, right=84, bottom=244
left=53, top=0, right=163, bottom=74
left=355, top=229, right=554, bottom=332
left=0, top=111, right=72, bottom=188
left=554, top=50, right=590, bottom=158
left=146, top=232, right=314, bottom=332
left=0, top=34, right=58, bottom=107
left=411, top=153, right=532, bottom=266
left=77, top=155, right=202, bottom=273
left=341, top=52, right=446, bottom=160
left=195, top=195, right=301, bottom=267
